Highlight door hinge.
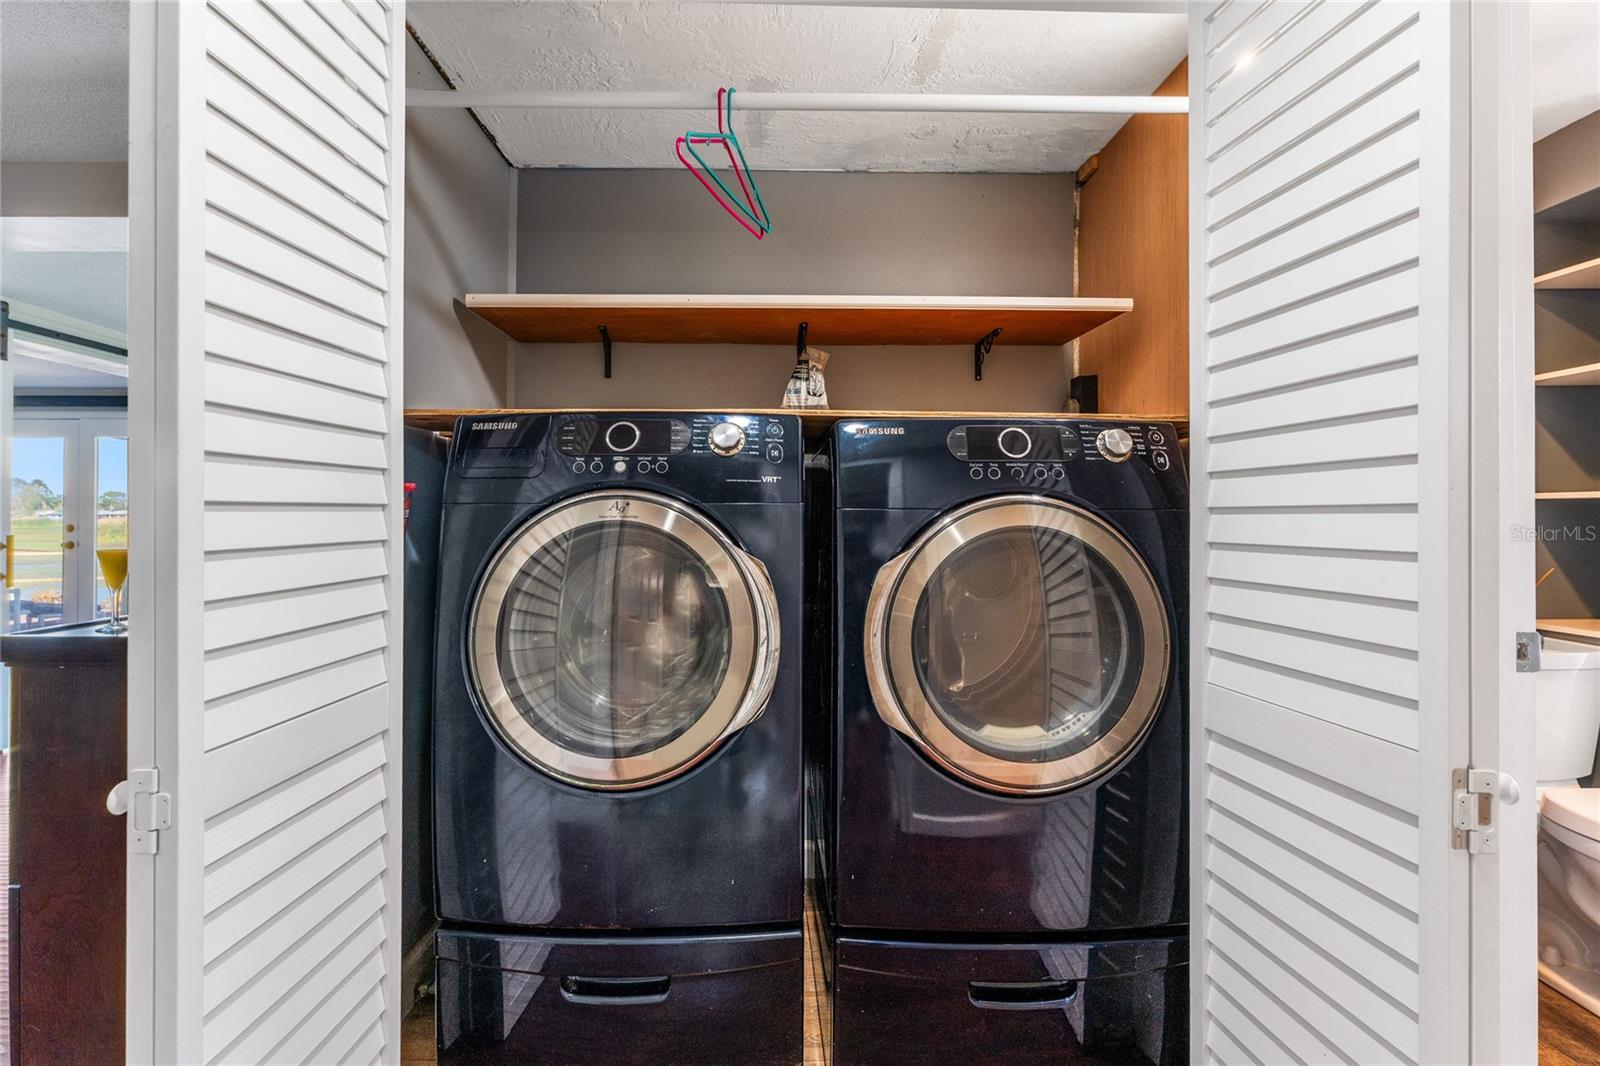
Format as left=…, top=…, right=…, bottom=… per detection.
left=107, top=768, right=173, bottom=855
left=1517, top=631, right=1542, bottom=673
left=1452, top=767, right=1521, bottom=854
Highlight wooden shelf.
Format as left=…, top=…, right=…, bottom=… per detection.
left=1537, top=491, right=1600, bottom=500
left=1535, top=256, right=1600, bottom=290
left=405, top=407, right=1188, bottom=438
left=1536, top=361, right=1600, bottom=387
left=1540, top=619, right=1600, bottom=643
left=463, top=293, right=1132, bottom=346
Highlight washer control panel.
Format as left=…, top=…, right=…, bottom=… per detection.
left=945, top=422, right=1177, bottom=480
left=557, top=417, right=691, bottom=458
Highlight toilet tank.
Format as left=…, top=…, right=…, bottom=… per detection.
left=1538, top=636, right=1600, bottom=786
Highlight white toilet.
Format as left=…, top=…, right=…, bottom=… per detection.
left=1535, top=636, right=1600, bottom=1013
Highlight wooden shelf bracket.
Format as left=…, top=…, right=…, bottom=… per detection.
left=974, top=327, right=1002, bottom=381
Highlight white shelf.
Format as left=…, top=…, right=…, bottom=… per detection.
left=1535, top=255, right=1600, bottom=289
left=1536, top=361, right=1600, bottom=387
left=1536, top=491, right=1600, bottom=500
left=1541, top=619, right=1600, bottom=643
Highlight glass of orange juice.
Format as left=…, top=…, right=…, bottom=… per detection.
left=96, top=547, right=128, bottom=634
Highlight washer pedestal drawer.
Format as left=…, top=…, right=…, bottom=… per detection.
left=436, top=926, right=802, bottom=1066
left=831, top=933, right=1187, bottom=1066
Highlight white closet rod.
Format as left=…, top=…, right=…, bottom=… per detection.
left=405, top=89, right=1189, bottom=115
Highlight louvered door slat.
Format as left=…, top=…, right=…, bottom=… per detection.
left=1191, top=4, right=1469, bottom=1061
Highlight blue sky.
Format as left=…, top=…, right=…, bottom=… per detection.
left=12, top=433, right=127, bottom=499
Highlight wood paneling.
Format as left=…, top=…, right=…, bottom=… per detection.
left=0, top=626, right=126, bottom=1066
left=1076, top=59, right=1188, bottom=417
left=464, top=293, right=1129, bottom=347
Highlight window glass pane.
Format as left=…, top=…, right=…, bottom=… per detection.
left=910, top=527, right=1144, bottom=764
left=493, top=522, right=732, bottom=760
left=10, top=436, right=67, bottom=632
left=93, top=435, right=128, bottom=619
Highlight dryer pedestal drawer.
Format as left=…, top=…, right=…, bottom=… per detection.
left=436, top=927, right=802, bottom=1065
left=831, top=934, right=1187, bottom=1066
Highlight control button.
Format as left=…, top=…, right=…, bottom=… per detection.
left=998, top=426, right=1032, bottom=459
left=636, top=460, right=651, bottom=473
left=1051, top=465, right=1066, bottom=479
left=1096, top=428, right=1135, bottom=462
left=766, top=422, right=784, bottom=438
left=654, top=459, right=669, bottom=474
left=613, top=459, right=627, bottom=473
left=968, top=466, right=984, bottom=480
left=588, top=459, right=603, bottom=474
left=986, top=466, right=1001, bottom=480
left=765, top=442, right=785, bottom=464
left=1010, top=466, right=1026, bottom=480
left=1032, top=465, right=1048, bottom=479
left=571, top=460, right=585, bottom=474
left=604, top=421, right=640, bottom=453
left=709, top=421, right=747, bottom=456
left=1152, top=451, right=1171, bottom=471
left=1149, top=429, right=1166, bottom=445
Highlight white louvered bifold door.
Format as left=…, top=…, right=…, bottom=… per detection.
left=128, top=2, right=405, bottom=1063
left=1189, top=3, right=1473, bottom=1064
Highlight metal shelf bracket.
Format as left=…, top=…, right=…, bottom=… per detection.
left=974, top=328, right=1002, bottom=381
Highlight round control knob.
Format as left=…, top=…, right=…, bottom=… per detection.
left=1096, top=428, right=1135, bottom=462
left=997, top=426, right=1032, bottom=460
left=708, top=421, right=746, bottom=456
left=604, top=421, right=640, bottom=453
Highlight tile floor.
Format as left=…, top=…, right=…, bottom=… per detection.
left=402, top=894, right=830, bottom=1065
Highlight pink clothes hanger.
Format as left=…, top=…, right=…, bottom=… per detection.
left=675, top=88, right=772, bottom=239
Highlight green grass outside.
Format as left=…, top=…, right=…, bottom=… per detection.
left=7, top=515, right=128, bottom=594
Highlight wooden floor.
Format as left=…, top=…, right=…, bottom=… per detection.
left=401, top=896, right=830, bottom=1065
left=1542, top=981, right=1600, bottom=1065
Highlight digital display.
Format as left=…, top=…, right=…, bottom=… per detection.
left=556, top=418, right=691, bottom=456
left=948, top=425, right=1081, bottom=462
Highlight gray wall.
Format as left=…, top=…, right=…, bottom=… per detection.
left=511, top=169, right=1076, bottom=411
left=404, top=36, right=515, bottom=408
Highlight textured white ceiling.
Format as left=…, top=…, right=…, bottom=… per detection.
left=0, top=0, right=128, bottom=162
left=1532, top=0, right=1600, bottom=141
left=1, top=217, right=128, bottom=332
left=407, top=1, right=1188, bottom=172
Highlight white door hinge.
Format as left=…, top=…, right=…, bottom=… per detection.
left=107, top=768, right=173, bottom=855
left=1452, top=767, right=1521, bottom=854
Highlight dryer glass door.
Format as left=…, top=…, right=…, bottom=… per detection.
left=867, top=495, right=1170, bottom=795
left=469, top=490, right=779, bottom=790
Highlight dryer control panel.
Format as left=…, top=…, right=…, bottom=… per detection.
left=836, top=418, right=1186, bottom=511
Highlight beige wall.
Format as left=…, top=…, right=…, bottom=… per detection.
left=510, top=169, right=1077, bottom=412
left=0, top=161, right=127, bottom=216
left=403, top=36, right=515, bottom=409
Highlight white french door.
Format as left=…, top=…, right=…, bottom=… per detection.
left=8, top=414, right=128, bottom=631
left=127, top=0, right=405, bottom=1062
left=1189, top=2, right=1531, bottom=1063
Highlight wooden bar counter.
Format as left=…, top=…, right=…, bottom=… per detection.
left=0, top=622, right=126, bottom=1066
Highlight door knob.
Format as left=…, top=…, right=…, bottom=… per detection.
left=106, top=779, right=129, bottom=816
left=62, top=540, right=76, bottom=550
left=64, top=523, right=75, bottom=533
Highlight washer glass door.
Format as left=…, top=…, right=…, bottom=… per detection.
left=470, top=490, right=779, bottom=789
left=867, top=495, right=1170, bottom=795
